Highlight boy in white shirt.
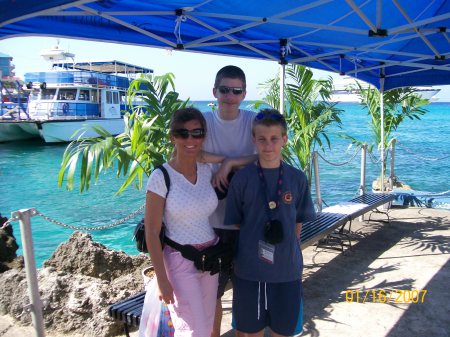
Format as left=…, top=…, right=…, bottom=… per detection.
left=202, top=65, right=257, bottom=337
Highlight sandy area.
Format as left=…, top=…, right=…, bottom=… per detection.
left=1, top=207, right=449, bottom=337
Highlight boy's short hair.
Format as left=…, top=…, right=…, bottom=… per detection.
left=170, top=107, right=207, bottom=134
left=252, top=108, right=288, bottom=136
left=214, top=65, right=246, bottom=90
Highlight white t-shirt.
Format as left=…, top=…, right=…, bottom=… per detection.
left=146, top=162, right=218, bottom=245
left=202, top=109, right=257, bottom=229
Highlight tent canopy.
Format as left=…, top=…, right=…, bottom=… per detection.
left=2, top=0, right=450, bottom=90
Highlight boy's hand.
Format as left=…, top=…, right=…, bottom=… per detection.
left=296, top=223, right=302, bottom=240
left=213, top=159, right=233, bottom=191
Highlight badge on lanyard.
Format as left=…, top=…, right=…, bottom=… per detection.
left=258, top=240, right=275, bottom=264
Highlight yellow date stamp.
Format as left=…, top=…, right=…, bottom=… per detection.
left=345, top=289, right=428, bottom=303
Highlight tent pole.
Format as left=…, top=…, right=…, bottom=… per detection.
left=380, top=76, right=385, bottom=192
left=279, top=64, right=285, bottom=114
left=279, top=38, right=288, bottom=115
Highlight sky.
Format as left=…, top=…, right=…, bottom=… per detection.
left=1, top=36, right=450, bottom=101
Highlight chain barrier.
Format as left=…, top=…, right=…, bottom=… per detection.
left=33, top=204, right=145, bottom=231
left=368, top=148, right=390, bottom=164
left=1, top=218, right=13, bottom=229
left=397, top=141, right=450, bottom=161
left=316, top=147, right=361, bottom=167
left=417, top=189, right=450, bottom=196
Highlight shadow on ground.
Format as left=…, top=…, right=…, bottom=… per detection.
left=220, top=209, right=449, bottom=337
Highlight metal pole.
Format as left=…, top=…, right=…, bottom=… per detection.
left=312, top=151, right=322, bottom=212
left=279, top=38, right=288, bottom=115
left=279, top=63, right=285, bottom=114
left=360, top=144, right=367, bottom=196
left=379, top=76, right=385, bottom=192
left=390, top=139, right=396, bottom=191
left=359, top=144, right=367, bottom=221
left=11, top=208, right=46, bottom=337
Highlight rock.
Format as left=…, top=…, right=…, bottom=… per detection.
left=44, top=232, right=149, bottom=281
left=372, top=175, right=412, bottom=192
left=0, top=231, right=153, bottom=336
left=0, top=215, right=24, bottom=273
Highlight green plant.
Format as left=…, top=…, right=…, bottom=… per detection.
left=58, top=72, right=189, bottom=194
left=345, top=82, right=429, bottom=157
left=255, top=64, right=343, bottom=184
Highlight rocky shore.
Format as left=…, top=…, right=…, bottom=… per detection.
left=0, top=218, right=152, bottom=337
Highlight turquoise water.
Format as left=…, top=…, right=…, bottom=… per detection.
left=1, top=102, right=449, bottom=267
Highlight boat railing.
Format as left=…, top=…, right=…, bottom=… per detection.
left=30, top=101, right=101, bottom=119
left=24, top=71, right=132, bottom=90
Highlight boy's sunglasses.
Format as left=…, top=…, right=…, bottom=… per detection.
left=254, top=112, right=284, bottom=121
left=172, top=128, right=205, bottom=139
left=217, top=86, right=244, bottom=95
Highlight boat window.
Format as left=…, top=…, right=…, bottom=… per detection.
left=58, top=89, right=77, bottom=100
left=91, top=90, right=98, bottom=103
left=79, top=90, right=90, bottom=101
left=106, top=91, right=112, bottom=104
left=41, top=89, right=56, bottom=100
left=113, top=91, right=119, bottom=104
left=120, top=92, right=127, bottom=105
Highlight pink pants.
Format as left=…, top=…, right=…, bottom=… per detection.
left=163, top=245, right=219, bottom=337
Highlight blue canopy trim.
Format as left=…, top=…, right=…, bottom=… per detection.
left=2, top=0, right=450, bottom=90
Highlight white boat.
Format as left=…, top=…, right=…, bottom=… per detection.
left=0, top=56, right=152, bottom=143
left=330, top=77, right=440, bottom=103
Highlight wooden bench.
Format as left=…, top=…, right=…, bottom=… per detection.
left=108, top=193, right=394, bottom=336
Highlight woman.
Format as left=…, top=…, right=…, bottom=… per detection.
left=144, top=107, right=222, bottom=337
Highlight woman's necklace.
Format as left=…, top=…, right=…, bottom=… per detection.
left=169, top=159, right=197, bottom=184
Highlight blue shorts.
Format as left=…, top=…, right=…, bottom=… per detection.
left=232, top=276, right=303, bottom=335
left=214, top=228, right=239, bottom=298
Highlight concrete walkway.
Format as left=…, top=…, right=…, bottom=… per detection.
left=1, top=207, right=449, bottom=337
left=219, top=207, right=450, bottom=337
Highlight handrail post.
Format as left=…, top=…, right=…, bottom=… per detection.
left=11, top=208, right=46, bottom=337
left=313, top=151, right=322, bottom=212
left=360, top=144, right=367, bottom=196
left=390, top=139, right=396, bottom=191
left=359, top=145, right=367, bottom=221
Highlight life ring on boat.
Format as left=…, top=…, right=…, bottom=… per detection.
left=109, top=106, right=118, bottom=116
left=62, top=102, right=69, bottom=114
left=40, top=82, right=47, bottom=90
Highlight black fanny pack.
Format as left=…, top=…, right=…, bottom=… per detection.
left=164, top=237, right=233, bottom=275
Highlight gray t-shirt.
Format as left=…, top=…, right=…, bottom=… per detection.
left=224, top=162, right=316, bottom=282
left=202, top=109, right=256, bottom=230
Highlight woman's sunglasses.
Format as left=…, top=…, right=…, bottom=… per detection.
left=172, top=128, right=205, bottom=139
left=217, top=86, right=244, bottom=95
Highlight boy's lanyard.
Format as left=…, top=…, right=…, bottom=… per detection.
left=256, top=160, right=284, bottom=220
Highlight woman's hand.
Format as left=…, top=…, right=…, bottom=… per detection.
left=157, top=278, right=175, bottom=304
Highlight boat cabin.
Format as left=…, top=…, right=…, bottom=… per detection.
left=24, top=61, right=153, bottom=120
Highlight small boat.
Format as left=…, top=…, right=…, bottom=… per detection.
left=330, top=77, right=440, bottom=103
left=0, top=50, right=153, bottom=143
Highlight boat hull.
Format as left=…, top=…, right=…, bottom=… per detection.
left=0, top=118, right=124, bottom=143
left=0, top=120, right=40, bottom=142
left=38, top=118, right=124, bottom=143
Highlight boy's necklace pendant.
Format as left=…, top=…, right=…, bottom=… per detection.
left=268, top=201, right=277, bottom=209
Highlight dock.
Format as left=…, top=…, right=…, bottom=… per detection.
left=0, top=207, right=448, bottom=337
